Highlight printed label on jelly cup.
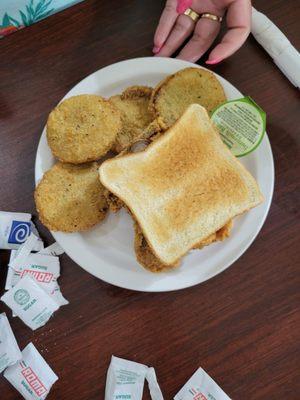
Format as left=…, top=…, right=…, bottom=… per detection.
left=211, top=97, right=266, bottom=157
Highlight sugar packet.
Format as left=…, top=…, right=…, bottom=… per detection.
left=5, top=250, right=17, bottom=290
left=9, top=253, right=60, bottom=287
left=4, top=342, right=58, bottom=400
left=6, top=236, right=68, bottom=307
left=1, top=275, right=59, bottom=330
left=0, top=313, right=22, bottom=373
left=9, top=233, right=40, bottom=270
left=6, top=254, right=68, bottom=307
left=0, top=211, right=43, bottom=251
left=105, top=355, right=164, bottom=400
left=38, top=242, right=64, bottom=256
left=6, top=232, right=40, bottom=292
left=146, top=367, right=164, bottom=400
left=174, top=367, right=231, bottom=400
left=46, top=280, right=67, bottom=307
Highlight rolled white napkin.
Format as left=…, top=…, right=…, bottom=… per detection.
left=251, top=7, right=300, bottom=88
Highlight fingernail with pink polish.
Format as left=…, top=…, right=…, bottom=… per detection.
left=153, top=46, right=161, bottom=54
left=206, top=58, right=222, bottom=65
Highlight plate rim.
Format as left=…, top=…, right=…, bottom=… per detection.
left=35, top=57, right=275, bottom=292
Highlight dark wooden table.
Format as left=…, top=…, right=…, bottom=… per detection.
left=0, top=0, right=299, bottom=398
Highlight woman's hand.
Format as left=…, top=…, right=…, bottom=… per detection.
left=153, top=0, right=251, bottom=64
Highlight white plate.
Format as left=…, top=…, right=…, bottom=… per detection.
left=35, top=57, right=274, bottom=292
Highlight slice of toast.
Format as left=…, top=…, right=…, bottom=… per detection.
left=99, top=104, right=263, bottom=266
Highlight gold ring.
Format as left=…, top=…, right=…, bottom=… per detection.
left=183, top=8, right=200, bottom=22
left=201, top=13, right=223, bottom=23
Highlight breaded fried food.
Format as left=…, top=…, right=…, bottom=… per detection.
left=35, top=162, right=108, bottom=232
left=47, top=95, right=122, bottom=164
left=110, top=86, right=155, bottom=152
left=104, top=189, right=124, bottom=213
left=134, top=220, right=233, bottom=272
left=149, top=67, right=226, bottom=130
left=138, top=119, right=162, bottom=143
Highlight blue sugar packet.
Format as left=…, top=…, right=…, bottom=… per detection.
left=0, top=211, right=43, bottom=251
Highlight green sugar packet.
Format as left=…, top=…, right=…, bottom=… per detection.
left=211, top=97, right=266, bottom=157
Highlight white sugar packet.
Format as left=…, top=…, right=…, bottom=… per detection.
left=0, top=211, right=43, bottom=251
left=0, top=313, right=22, bottom=373
left=9, top=253, right=60, bottom=287
left=7, top=232, right=40, bottom=278
left=174, top=367, right=231, bottom=400
left=6, top=255, right=68, bottom=307
left=4, top=342, right=58, bottom=400
left=146, top=367, right=164, bottom=400
left=105, top=355, right=164, bottom=400
left=5, top=250, right=17, bottom=290
left=38, top=242, right=64, bottom=257
left=7, top=250, right=19, bottom=317
left=47, top=281, right=69, bottom=307
left=6, top=236, right=68, bottom=307
left=7, top=236, right=40, bottom=317
left=1, top=275, right=59, bottom=330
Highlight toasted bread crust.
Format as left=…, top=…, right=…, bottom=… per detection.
left=100, top=104, right=263, bottom=266
left=47, top=95, right=121, bottom=164
left=35, top=162, right=108, bottom=232
left=134, top=221, right=179, bottom=272
left=100, top=189, right=232, bottom=271
left=149, top=67, right=227, bottom=130
left=193, top=220, right=233, bottom=249
left=134, top=220, right=233, bottom=272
